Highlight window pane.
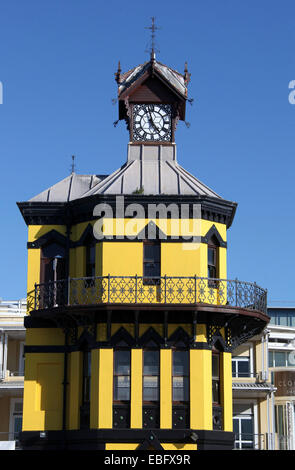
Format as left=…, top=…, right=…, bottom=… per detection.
left=212, top=355, right=220, bottom=378
left=287, top=351, right=295, bottom=366
left=232, top=361, right=236, bottom=376
left=173, top=377, right=189, bottom=401
left=144, top=262, right=160, bottom=277
left=114, top=376, right=130, bottom=400
left=144, top=244, right=160, bottom=262
left=275, top=352, right=286, bottom=367
left=268, top=351, right=273, bottom=367
left=238, top=359, right=250, bottom=377
left=208, top=248, right=215, bottom=266
left=14, top=416, right=23, bottom=436
left=241, top=418, right=253, bottom=435
left=212, top=379, right=220, bottom=403
left=233, top=419, right=239, bottom=434
left=278, top=312, right=288, bottom=326
left=173, top=351, right=188, bottom=376
left=208, top=266, right=217, bottom=279
left=144, top=351, right=159, bottom=375
left=114, top=351, right=130, bottom=374
left=143, top=376, right=159, bottom=401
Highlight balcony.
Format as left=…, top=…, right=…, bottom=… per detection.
left=33, top=275, right=267, bottom=314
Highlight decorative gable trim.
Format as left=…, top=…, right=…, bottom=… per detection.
left=111, top=327, right=135, bottom=348
left=138, top=327, right=165, bottom=348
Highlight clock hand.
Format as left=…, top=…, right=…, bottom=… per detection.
left=147, top=106, right=161, bottom=132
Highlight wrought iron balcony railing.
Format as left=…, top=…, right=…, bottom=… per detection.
left=34, top=275, right=267, bottom=314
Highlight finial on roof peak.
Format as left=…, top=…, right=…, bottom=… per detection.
left=71, top=155, right=76, bottom=174
left=145, top=16, right=160, bottom=60
left=184, top=61, right=191, bottom=86
left=115, top=61, right=122, bottom=83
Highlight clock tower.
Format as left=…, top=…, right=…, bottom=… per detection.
left=115, top=54, right=190, bottom=144
left=18, top=34, right=270, bottom=451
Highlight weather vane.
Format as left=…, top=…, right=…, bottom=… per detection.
left=145, top=17, right=160, bottom=59
left=71, top=155, right=76, bottom=174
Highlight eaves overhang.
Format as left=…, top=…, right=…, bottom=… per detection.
left=17, top=194, right=237, bottom=228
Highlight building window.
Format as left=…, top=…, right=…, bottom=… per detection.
left=172, top=350, right=189, bottom=402
left=233, top=413, right=254, bottom=449
left=113, top=350, right=131, bottom=402
left=212, top=352, right=220, bottom=405
left=232, top=356, right=250, bottom=378
left=9, top=399, right=23, bottom=444
left=143, top=350, right=160, bottom=402
left=208, top=236, right=219, bottom=287
left=269, top=350, right=295, bottom=368
left=267, top=308, right=295, bottom=327
left=143, top=240, right=161, bottom=284
left=85, top=238, right=96, bottom=277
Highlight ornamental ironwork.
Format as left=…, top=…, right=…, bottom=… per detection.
left=34, top=275, right=267, bottom=315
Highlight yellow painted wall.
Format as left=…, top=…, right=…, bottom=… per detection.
left=22, top=353, right=64, bottom=431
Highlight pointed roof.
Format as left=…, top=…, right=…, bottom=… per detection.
left=117, top=59, right=188, bottom=99
left=28, top=145, right=220, bottom=202
left=29, top=173, right=107, bottom=203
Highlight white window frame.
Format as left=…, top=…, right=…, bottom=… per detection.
left=233, top=399, right=258, bottom=449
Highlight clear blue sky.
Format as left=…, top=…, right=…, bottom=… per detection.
left=0, top=0, right=294, bottom=304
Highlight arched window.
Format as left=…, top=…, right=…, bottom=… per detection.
left=85, top=236, right=96, bottom=278
left=208, top=235, right=219, bottom=287
left=143, top=240, right=161, bottom=284
left=212, top=349, right=220, bottom=405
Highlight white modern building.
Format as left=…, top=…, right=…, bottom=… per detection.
left=0, top=299, right=26, bottom=450
left=267, top=306, right=295, bottom=450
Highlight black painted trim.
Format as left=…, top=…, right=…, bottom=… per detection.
left=18, top=194, right=237, bottom=229
left=202, top=225, right=227, bottom=248
left=19, top=429, right=235, bottom=450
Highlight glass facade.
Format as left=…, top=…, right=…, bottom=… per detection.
left=268, top=308, right=295, bottom=327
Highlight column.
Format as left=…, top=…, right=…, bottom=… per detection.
left=160, top=349, right=172, bottom=429
left=190, top=348, right=212, bottom=430
left=130, top=349, right=142, bottom=428
left=220, top=351, right=233, bottom=432
left=98, top=348, right=113, bottom=428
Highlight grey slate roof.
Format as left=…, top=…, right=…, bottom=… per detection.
left=29, top=173, right=107, bottom=202
left=118, top=60, right=187, bottom=98
left=29, top=145, right=221, bottom=202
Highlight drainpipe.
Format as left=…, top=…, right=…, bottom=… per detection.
left=3, top=333, right=8, bottom=379
left=267, top=392, right=271, bottom=449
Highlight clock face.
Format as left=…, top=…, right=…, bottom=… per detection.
left=132, top=104, right=172, bottom=142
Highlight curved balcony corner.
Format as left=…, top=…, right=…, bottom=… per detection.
left=32, top=275, right=267, bottom=316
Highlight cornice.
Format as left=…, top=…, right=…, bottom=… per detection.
left=18, top=194, right=237, bottom=228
